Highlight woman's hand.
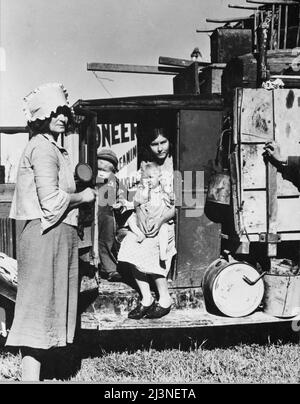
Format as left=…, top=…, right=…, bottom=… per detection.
left=69, top=187, right=97, bottom=209
left=81, top=188, right=97, bottom=203
left=264, top=141, right=287, bottom=165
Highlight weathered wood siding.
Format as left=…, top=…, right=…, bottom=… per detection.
left=234, top=88, right=300, bottom=240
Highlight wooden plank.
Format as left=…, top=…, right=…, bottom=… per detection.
left=81, top=308, right=300, bottom=331
left=270, top=76, right=300, bottom=88
left=159, top=56, right=209, bottom=68
left=274, top=89, right=300, bottom=196
left=87, top=63, right=182, bottom=76
left=242, top=190, right=267, bottom=234
left=278, top=5, right=282, bottom=48
left=75, top=94, right=224, bottom=112
left=236, top=149, right=243, bottom=222
left=284, top=5, right=289, bottom=49
left=173, top=62, right=200, bottom=95
left=266, top=162, right=278, bottom=256
left=206, top=16, right=254, bottom=23
left=0, top=127, right=28, bottom=134
left=277, top=198, right=300, bottom=232
left=228, top=4, right=260, bottom=10
left=240, top=89, right=274, bottom=143
left=241, top=144, right=266, bottom=189
left=230, top=152, right=242, bottom=235
left=240, top=145, right=298, bottom=197
left=266, top=89, right=278, bottom=257
left=247, top=0, right=299, bottom=5
left=270, top=5, right=275, bottom=50
left=159, top=56, right=192, bottom=68
left=233, top=88, right=243, bottom=145
left=243, top=232, right=300, bottom=242
left=271, top=75, right=300, bottom=80
left=196, top=30, right=215, bottom=33
left=254, top=11, right=259, bottom=49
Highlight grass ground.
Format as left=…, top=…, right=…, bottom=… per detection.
left=0, top=342, right=300, bottom=383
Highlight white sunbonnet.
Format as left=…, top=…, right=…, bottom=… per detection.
left=23, top=82, right=69, bottom=122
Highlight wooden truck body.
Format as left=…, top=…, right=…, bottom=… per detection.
left=2, top=0, right=300, bottom=335
left=72, top=89, right=300, bottom=333
left=2, top=92, right=300, bottom=335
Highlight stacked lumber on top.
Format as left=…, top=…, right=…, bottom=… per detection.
left=223, top=49, right=300, bottom=103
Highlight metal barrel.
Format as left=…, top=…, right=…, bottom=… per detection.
left=202, top=258, right=264, bottom=317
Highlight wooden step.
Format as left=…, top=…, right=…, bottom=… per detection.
left=80, top=276, right=205, bottom=318
left=81, top=306, right=300, bottom=331
left=79, top=277, right=300, bottom=333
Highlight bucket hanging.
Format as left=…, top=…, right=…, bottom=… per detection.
left=206, top=170, right=231, bottom=205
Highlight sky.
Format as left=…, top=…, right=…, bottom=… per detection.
left=0, top=0, right=248, bottom=182
left=0, top=0, right=247, bottom=126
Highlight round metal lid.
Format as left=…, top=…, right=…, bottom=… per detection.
left=212, top=262, right=264, bottom=318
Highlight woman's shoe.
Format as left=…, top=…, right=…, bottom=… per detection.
left=128, top=301, right=156, bottom=320
left=145, top=303, right=172, bottom=319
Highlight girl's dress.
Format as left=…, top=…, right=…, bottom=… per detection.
left=118, top=156, right=176, bottom=277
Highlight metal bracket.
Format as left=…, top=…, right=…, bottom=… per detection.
left=259, top=233, right=281, bottom=243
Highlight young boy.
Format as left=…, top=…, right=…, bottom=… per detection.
left=128, top=162, right=174, bottom=262
left=96, top=149, right=125, bottom=282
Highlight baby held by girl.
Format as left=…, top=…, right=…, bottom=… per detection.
left=128, top=162, right=175, bottom=262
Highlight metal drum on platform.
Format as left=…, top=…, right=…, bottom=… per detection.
left=202, top=258, right=264, bottom=318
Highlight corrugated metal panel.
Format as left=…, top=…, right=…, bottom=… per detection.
left=0, top=218, right=14, bottom=258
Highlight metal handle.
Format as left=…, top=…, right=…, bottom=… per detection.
left=243, top=271, right=267, bottom=286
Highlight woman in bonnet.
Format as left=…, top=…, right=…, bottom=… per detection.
left=6, top=83, right=96, bottom=381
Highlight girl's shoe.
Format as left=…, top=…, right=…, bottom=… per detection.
left=145, top=303, right=172, bottom=319
left=128, top=301, right=156, bottom=320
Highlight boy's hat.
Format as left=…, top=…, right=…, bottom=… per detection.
left=97, top=149, right=118, bottom=171
left=23, top=82, right=69, bottom=122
